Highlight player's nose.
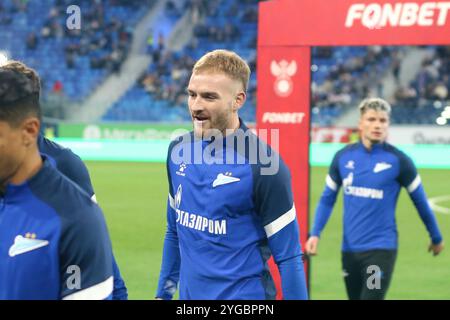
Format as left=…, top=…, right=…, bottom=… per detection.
left=190, top=98, right=204, bottom=112
left=374, top=120, right=382, bottom=128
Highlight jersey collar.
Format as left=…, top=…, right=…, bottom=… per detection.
left=4, top=157, right=52, bottom=199
left=358, top=140, right=386, bottom=153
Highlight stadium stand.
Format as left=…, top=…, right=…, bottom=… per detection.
left=103, top=0, right=258, bottom=123
left=391, top=46, right=450, bottom=124
left=105, top=0, right=417, bottom=126
left=311, top=46, right=400, bottom=126
left=0, top=0, right=152, bottom=115
left=2, top=0, right=447, bottom=125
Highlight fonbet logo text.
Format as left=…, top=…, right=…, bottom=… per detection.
left=346, top=2, right=450, bottom=29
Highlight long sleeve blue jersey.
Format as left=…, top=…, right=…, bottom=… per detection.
left=0, top=159, right=113, bottom=299
left=37, top=135, right=128, bottom=300
left=156, top=120, right=308, bottom=300
left=311, top=141, right=443, bottom=252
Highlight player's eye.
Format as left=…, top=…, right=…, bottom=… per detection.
left=203, top=94, right=217, bottom=101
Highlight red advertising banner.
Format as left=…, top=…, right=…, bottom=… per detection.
left=259, top=0, right=450, bottom=46
left=312, top=127, right=359, bottom=143
left=257, top=46, right=311, bottom=299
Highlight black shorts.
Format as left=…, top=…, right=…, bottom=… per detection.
left=342, top=249, right=397, bottom=300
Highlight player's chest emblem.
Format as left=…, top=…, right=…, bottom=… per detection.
left=9, top=234, right=49, bottom=257
left=373, top=162, right=392, bottom=173
left=212, top=172, right=240, bottom=188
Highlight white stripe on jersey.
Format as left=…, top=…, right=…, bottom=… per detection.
left=264, top=204, right=296, bottom=238
left=326, top=175, right=338, bottom=191
left=168, top=194, right=175, bottom=210
left=63, top=276, right=113, bottom=300
left=407, top=175, right=421, bottom=193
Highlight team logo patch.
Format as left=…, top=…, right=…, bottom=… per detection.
left=373, top=162, right=392, bottom=173
left=212, top=172, right=240, bottom=188
left=9, top=234, right=49, bottom=257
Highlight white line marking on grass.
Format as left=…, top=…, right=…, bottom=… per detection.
left=429, top=195, right=450, bottom=215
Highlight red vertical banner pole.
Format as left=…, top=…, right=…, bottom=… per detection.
left=256, top=46, right=311, bottom=299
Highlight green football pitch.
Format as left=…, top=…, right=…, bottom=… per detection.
left=86, top=161, right=450, bottom=300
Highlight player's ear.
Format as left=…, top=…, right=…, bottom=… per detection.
left=233, top=91, right=246, bottom=111
left=21, top=117, right=40, bottom=147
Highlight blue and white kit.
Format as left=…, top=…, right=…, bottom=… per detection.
left=38, top=134, right=128, bottom=299
left=157, top=120, right=308, bottom=300
left=0, top=159, right=113, bottom=299
left=312, top=141, right=443, bottom=252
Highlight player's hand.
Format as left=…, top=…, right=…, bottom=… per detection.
left=305, top=236, right=320, bottom=256
left=428, top=241, right=444, bottom=256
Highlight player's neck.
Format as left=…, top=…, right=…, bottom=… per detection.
left=218, top=116, right=240, bottom=137
left=9, top=148, right=43, bottom=186
left=361, top=137, right=373, bottom=150
left=361, top=137, right=385, bottom=151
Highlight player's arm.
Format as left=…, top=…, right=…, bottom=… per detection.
left=59, top=200, right=114, bottom=300
left=253, top=157, right=308, bottom=300
left=156, top=142, right=181, bottom=300
left=59, top=150, right=129, bottom=299
left=398, top=154, right=444, bottom=255
left=306, top=152, right=342, bottom=255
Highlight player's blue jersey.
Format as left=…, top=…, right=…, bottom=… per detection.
left=37, top=134, right=128, bottom=300
left=157, top=121, right=307, bottom=300
left=312, top=141, right=443, bottom=252
left=38, top=135, right=94, bottom=197
left=0, top=159, right=113, bottom=299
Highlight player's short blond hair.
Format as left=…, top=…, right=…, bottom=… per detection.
left=193, top=49, right=251, bottom=92
left=358, top=97, right=391, bottom=116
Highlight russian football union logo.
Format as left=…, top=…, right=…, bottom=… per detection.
left=270, top=60, right=297, bottom=97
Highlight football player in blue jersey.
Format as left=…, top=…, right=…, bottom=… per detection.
left=156, top=50, right=308, bottom=300
left=305, top=98, right=444, bottom=300
left=37, top=134, right=128, bottom=299
left=0, top=61, right=113, bottom=299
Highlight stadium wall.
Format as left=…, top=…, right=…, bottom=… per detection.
left=53, top=138, right=450, bottom=169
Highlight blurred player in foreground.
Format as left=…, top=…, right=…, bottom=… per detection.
left=0, top=61, right=113, bottom=299
left=36, top=133, right=128, bottom=299
left=306, top=98, right=444, bottom=300
left=156, top=50, right=308, bottom=300
left=4, top=60, right=127, bottom=299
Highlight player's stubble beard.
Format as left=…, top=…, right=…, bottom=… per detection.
left=193, top=102, right=236, bottom=140
left=0, top=135, right=22, bottom=194
left=363, top=129, right=387, bottom=148
left=0, top=157, right=21, bottom=194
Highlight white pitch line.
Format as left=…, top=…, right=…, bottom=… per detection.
left=429, top=195, right=450, bottom=215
